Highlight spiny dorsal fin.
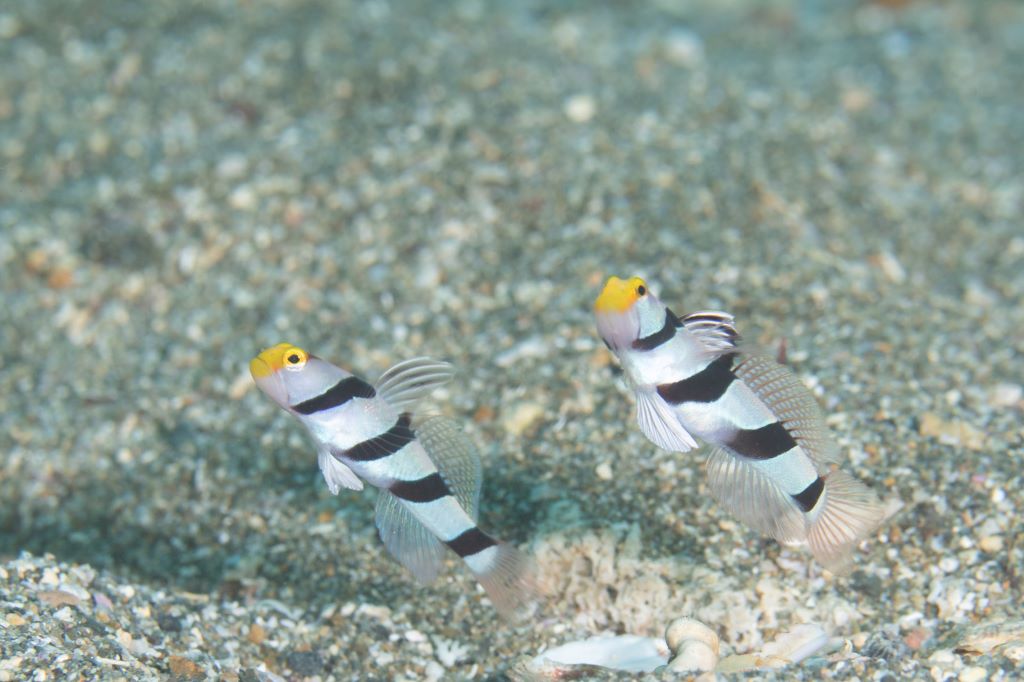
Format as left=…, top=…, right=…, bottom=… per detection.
left=731, top=353, right=842, bottom=467
left=680, top=310, right=739, bottom=353
left=375, top=357, right=455, bottom=412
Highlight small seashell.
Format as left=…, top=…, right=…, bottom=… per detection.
left=665, top=618, right=720, bottom=672
left=665, top=617, right=719, bottom=655
left=666, top=640, right=718, bottom=673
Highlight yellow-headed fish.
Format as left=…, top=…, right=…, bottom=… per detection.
left=594, top=277, right=884, bottom=571
left=250, top=344, right=532, bottom=615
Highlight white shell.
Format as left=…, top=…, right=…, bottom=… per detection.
left=761, top=624, right=830, bottom=664
left=530, top=635, right=670, bottom=674
left=716, top=623, right=832, bottom=673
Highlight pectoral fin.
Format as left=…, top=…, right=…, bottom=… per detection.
left=635, top=388, right=698, bottom=453
left=317, top=445, right=364, bottom=494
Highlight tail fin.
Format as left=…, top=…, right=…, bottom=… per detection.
left=807, top=470, right=885, bottom=573
left=470, top=543, right=537, bottom=618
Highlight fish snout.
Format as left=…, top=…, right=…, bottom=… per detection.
left=249, top=354, right=290, bottom=407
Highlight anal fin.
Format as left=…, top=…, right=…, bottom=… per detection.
left=705, top=448, right=805, bottom=545
left=374, top=491, right=446, bottom=585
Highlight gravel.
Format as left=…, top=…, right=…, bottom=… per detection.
left=2, top=0, right=1022, bottom=679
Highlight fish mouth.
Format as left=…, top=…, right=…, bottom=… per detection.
left=594, top=307, right=641, bottom=350
left=249, top=356, right=289, bottom=406
left=250, top=355, right=273, bottom=379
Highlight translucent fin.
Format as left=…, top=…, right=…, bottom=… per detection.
left=472, top=543, right=537, bottom=619
left=806, top=469, right=884, bottom=573
left=635, top=389, right=698, bottom=452
left=415, top=416, right=482, bottom=520
left=375, top=357, right=456, bottom=411
left=680, top=310, right=739, bottom=353
left=374, top=490, right=446, bottom=585
left=732, top=353, right=841, bottom=466
left=705, top=448, right=806, bottom=544
left=317, top=445, right=364, bottom=493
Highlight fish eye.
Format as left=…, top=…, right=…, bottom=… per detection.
left=283, top=348, right=307, bottom=370
left=637, top=285, right=646, bottom=296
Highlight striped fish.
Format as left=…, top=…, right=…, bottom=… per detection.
left=593, top=277, right=884, bottom=571
left=249, top=343, right=533, bottom=615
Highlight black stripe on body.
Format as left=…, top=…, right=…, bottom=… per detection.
left=446, top=527, right=497, bottom=558
left=389, top=473, right=451, bottom=503
left=632, top=308, right=680, bottom=351
left=657, top=352, right=737, bottom=404
left=346, top=413, right=415, bottom=462
left=293, top=376, right=376, bottom=415
left=792, top=476, right=825, bottom=513
left=726, top=422, right=797, bottom=460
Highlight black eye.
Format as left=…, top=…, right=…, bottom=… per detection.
left=637, top=285, right=646, bottom=296
left=288, top=354, right=300, bottom=364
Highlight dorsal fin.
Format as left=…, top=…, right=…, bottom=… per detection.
left=680, top=310, right=739, bottom=352
left=731, top=353, right=841, bottom=467
left=415, top=416, right=482, bottom=519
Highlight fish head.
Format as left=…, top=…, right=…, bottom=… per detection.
left=250, top=342, right=347, bottom=411
left=594, top=275, right=665, bottom=349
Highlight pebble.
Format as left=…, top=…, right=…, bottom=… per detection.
left=37, top=590, right=82, bottom=607
left=168, top=656, right=204, bottom=680
left=501, top=402, right=545, bottom=437
left=987, top=383, right=1022, bottom=408
left=918, top=412, right=986, bottom=450
left=564, top=95, right=597, bottom=123
left=247, top=624, right=266, bottom=645
left=663, top=30, right=704, bottom=66
left=595, top=462, right=613, bottom=481
left=977, top=535, right=1003, bottom=553
left=959, top=666, right=988, bottom=682
left=0, top=14, right=21, bottom=39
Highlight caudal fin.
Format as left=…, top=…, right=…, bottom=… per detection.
left=807, top=470, right=885, bottom=573
left=470, top=543, right=536, bottom=618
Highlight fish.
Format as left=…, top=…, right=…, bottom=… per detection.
left=593, top=276, right=884, bottom=571
left=249, top=343, right=533, bottom=615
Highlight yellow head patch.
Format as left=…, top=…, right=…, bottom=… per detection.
left=250, top=343, right=308, bottom=379
left=594, top=276, right=648, bottom=313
